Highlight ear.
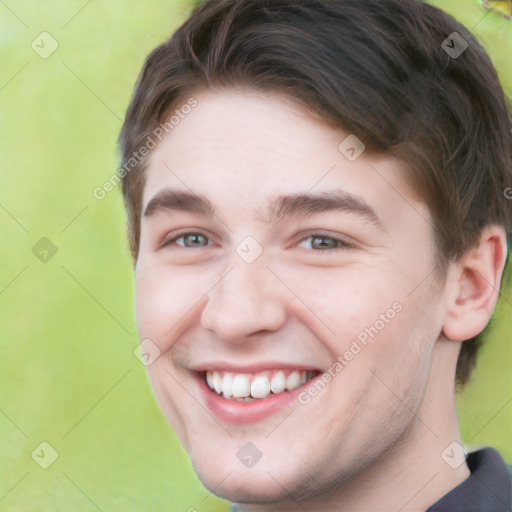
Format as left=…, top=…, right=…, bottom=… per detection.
left=442, top=225, right=508, bottom=342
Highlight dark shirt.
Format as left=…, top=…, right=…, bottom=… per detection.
left=426, top=447, right=512, bottom=511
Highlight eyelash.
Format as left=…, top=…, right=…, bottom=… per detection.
left=160, top=230, right=353, bottom=252
left=160, top=231, right=210, bottom=249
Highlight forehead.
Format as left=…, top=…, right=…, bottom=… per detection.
left=141, top=88, right=428, bottom=230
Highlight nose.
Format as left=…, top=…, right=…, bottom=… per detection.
left=199, top=258, right=288, bottom=343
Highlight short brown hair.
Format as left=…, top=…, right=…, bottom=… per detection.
left=119, top=0, right=512, bottom=385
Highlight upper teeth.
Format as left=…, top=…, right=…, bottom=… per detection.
left=205, top=370, right=314, bottom=400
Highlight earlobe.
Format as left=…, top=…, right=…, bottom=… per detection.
left=442, top=225, right=508, bottom=342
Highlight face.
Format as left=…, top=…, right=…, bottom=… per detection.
left=135, top=89, right=448, bottom=505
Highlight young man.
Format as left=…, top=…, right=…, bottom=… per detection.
left=118, top=0, right=512, bottom=510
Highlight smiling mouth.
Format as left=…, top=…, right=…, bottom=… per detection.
left=202, top=369, right=319, bottom=401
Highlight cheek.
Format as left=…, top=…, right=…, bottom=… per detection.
left=145, top=360, right=195, bottom=449
left=134, top=264, right=211, bottom=346
left=285, top=262, right=440, bottom=385
left=276, top=263, right=404, bottom=344
left=356, top=288, right=442, bottom=414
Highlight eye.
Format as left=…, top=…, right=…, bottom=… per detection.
left=161, top=232, right=211, bottom=249
left=298, top=234, right=351, bottom=251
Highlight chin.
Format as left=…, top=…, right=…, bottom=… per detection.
left=201, top=475, right=289, bottom=505
left=191, top=452, right=320, bottom=506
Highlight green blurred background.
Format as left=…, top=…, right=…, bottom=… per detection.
left=1, top=1, right=510, bottom=510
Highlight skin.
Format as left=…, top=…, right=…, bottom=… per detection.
left=134, top=89, right=507, bottom=511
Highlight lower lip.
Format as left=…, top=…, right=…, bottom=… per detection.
left=196, top=373, right=313, bottom=424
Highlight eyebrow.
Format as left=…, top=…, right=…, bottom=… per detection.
left=144, top=188, right=383, bottom=229
left=268, top=190, right=383, bottom=228
left=144, top=190, right=215, bottom=217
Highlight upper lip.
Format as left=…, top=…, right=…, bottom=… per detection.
left=189, top=362, right=323, bottom=373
